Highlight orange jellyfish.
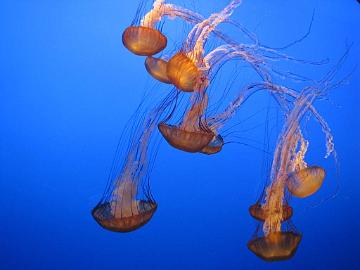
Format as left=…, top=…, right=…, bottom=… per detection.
left=92, top=91, right=177, bottom=232
left=166, top=0, right=242, bottom=92
left=92, top=179, right=157, bottom=232
left=122, top=25, right=167, bottom=56
left=159, top=91, right=215, bottom=153
left=249, top=203, right=293, bottom=222
left=122, top=0, right=204, bottom=56
left=92, top=133, right=158, bottom=232
left=247, top=76, right=339, bottom=260
left=287, top=165, right=326, bottom=198
left=145, top=56, right=172, bottom=84
left=248, top=229, right=302, bottom=262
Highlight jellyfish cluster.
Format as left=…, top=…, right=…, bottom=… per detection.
left=92, top=0, right=347, bottom=262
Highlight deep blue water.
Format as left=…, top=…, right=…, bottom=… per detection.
left=1, top=1, right=359, bottom=269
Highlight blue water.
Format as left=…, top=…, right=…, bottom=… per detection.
left=1, top=1, right=359, bottom=269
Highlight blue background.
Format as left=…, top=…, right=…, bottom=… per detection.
left=0, top=1, right=359, bottom=269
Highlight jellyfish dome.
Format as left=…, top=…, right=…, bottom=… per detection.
left=92, top=200, right=157, bottom=233
left=166, top=52, right=206, bottom=92
left=249, top=203, right=293, bottom=222
left=122, top=0, right=208, bottom=57
left=200, top=134, right=224, bottom=155
left=248, top=231, right=302, bottom=261
left=122, top=26, right=167, bottom=56
left=158, top=122, right=215, bottom=153
left=287, top=166, right=326, bottom=198
left=92, top=179, right=157, bottom=232
left=145, top=56, right=171, bottom=84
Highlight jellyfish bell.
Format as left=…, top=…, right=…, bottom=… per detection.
left=248, top=231, right=302, bottom=262
left=166, top=52, right=207, bottom=92
left=158, top=122, right=215, bottom=153
left=122, top=26, right=167, bottom=56
left=287, top=166, right=326, bottom=198
left=249, top=203, right=293, bottom=222
left=145, top=56, right=171, bottom=84
left=92, top=179, right=157, bottom=232
left=200, top=134, right=224, bottom=155
left=164, top=1, right=243, bottom=92
left=92, top=200, right=157, bottom=233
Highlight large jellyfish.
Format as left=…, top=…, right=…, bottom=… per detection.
left=92, top=91, right=177, bottom=232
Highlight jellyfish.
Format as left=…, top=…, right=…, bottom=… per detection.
left=166, top=51, right=206, bottom=92
left=122, top=25, right=167, bottom=56
left=248, top=230, right=302, bottom=262
left=159, top=90, right=216, bottom=152
left=122, top=0, right=205, bottom=56
left=92, top=91, right=177, bottom=232
left=286, top=166, right=326, bottom=198
left=249, top=203, right=293, bottom=222
left=92, top=131, right=158, bottom=232
left=145, top=56, right=172, bottom=84
left=92, top=173, right=157, bottom=232
left=166, top=0, right=242, bottom=92
left=158, top=123, right=214, bottom=153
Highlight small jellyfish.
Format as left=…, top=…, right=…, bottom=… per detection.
left=145, top=56, right=172, bottom=84
left=249, top=203, right=293, bottom=222
left=200, top=134, right=224, bottom=155
left=287, top=166, right=326, bottom=198
left=248, top=231, right=302, bottom=262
